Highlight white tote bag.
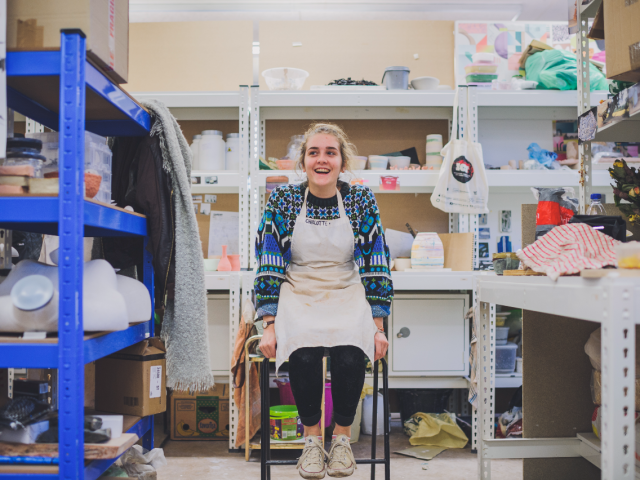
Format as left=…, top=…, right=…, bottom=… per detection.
left=430, top=89, right=489, bottom=214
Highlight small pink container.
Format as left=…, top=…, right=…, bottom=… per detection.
left=228, top=254, right=241, bottom=271
left=276, top=380, right=333, bottom=427
left=380, top=176, right=398, bottom=191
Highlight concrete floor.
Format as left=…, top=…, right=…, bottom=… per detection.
left=157, top=427, right=522, bottom=480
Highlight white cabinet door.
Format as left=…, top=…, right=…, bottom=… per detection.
left=391, top=294, right=468, bottom=375
left=207, top=294, right=230, bottom=374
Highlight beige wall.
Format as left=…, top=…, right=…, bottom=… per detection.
left=126, top=21, right=253, bottom=92
left=125, top=20, right=454, bottom=92
left=259, top=20, right=455, bottom=90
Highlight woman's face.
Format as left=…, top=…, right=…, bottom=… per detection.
left=303, top=134, right=343, bottom=189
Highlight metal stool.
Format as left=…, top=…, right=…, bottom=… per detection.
left=260, top=357, right=391, bottom=480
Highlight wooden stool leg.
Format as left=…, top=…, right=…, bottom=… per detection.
left=245, top=351, right=251, bottom=461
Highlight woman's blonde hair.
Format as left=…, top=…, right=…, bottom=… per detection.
left=296, top=123, right=357, bottom=173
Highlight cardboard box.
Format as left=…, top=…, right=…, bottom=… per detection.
left=7, top=0, right=129, bottom=84
left=438, top=232, right=475, bottom=271
left=603, top=0, right=640, bottom=82
left=169, top=384, right=230, bottom=440
left=95, top=338, right=166, bottom=416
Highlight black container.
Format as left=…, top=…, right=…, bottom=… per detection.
left=398, top=389, right=453, bottom=423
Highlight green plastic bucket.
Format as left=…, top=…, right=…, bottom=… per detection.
left=270, top=406, right=303, bottom=441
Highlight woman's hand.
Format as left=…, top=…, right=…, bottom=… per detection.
left=259, top=316, right=277, bottom=359
left=374, top=332, right=389, bottom=361
left=373, top=317, right=388, bottom=362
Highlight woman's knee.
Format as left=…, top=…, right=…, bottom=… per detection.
left=290, top=346, right=324, bottom=366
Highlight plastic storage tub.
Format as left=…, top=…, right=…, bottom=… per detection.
left=262, top=68, right=309, bottom=91
left=464, top=63, right=498, bottom=74
left=496, top=326, right=510, bottom=346
left=351, top=156, right=368, bottom=170
left=3, top=137, right=46, bottom=178
left=26, top=131, right=112, bottom=203
left=368, top=156, right=388, bottom=170
left=466, top=73, right=498, bottom=83
left=388, top=156, right=411, bottom=168
left=496, top=342, right=518, bottom=373
left=616, top=242, right=640, bottom=268
left=270, top=406, right=303, bottom=441
left=382, top=66, right=410, bottom=90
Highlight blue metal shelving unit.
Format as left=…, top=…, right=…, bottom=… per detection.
left=0, top=31, right=155, bottom=480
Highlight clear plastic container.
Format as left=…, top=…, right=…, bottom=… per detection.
left=26, top=131, right=112, bottom=202
left=496, top=342, right=518, bottom=373
left=496, top=326, right=510, bottom=345
left=616, top=242, right=640, bottom=269
left=262, top=68, right=309, bottom=91
left=286, top=135, right=305, bottom=162
left=3, top=137, right=46, bottom=178
left=587, top=193, right=606, bottom=215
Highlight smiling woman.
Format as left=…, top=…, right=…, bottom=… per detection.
left=254, top=122, right=394, bottom=479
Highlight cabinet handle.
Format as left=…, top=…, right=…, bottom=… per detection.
left=397, top=327, right=411, bottom=339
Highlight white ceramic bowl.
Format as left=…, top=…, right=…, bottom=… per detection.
left=203, top=259, right=220, bottom=271
left=394, top=258, right=412, bottom=271
left=410, top=76, right=440, bottom=90
left=351, top=156, right=368, bottom=170
left=388, top=156, right=411, bottom=168
left=368, top=156, right=388, bottom=170
left=262, top=67, right=309, bottom=91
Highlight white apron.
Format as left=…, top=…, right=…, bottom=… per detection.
left=275, top=188, right=378, bottom=373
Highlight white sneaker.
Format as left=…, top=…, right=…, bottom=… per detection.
left=297, top=436, right=328, bottom=479
left=327, top=435, right=356, bottom=478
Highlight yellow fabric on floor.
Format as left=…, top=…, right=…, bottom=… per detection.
left=403, top=412, right=468, bottom=449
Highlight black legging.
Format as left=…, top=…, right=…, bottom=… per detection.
left=288, top=346, right=366, bottom=428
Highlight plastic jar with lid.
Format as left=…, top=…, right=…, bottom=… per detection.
left=225, top=133, right=240, bottom=170
left=191, top=134, right=202, bottom=171
left=3, top=137, right=46, bottom=178
left=199, top=130, right=226, bottom=170
left=286, top=135, right=305, bottom=162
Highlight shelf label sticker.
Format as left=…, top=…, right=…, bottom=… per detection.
left=150, top=365, right=162, bottom=399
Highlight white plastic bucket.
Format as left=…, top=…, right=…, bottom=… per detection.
left=199, top=130, right=226, bottom=170
left=362, top=393, right=385, bottom=435
left=382, top=66, right=410, bottom=90
left=225, top=133, right=240, bottom=170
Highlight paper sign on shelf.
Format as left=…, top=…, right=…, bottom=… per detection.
left=149, top=365, right=162, bottom=399
left=208, top=211, right=239, bottom=257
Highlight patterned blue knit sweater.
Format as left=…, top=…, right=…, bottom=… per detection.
left=254, top=181, right=394, bottom=318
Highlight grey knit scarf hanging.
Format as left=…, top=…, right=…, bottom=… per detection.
left=142, top=100, right=214, bottom=392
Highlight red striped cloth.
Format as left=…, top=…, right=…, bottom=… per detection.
left=516, top=223, right=620, bottom=280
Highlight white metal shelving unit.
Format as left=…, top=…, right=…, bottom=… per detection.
left=474, top=2, right=640, bottom=477
left=476, top=274, right=639, bottom=479
left=132, top=90, right=251, bottom=451
left=135, top=84, right=615, bottom=455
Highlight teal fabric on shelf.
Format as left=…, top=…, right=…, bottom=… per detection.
left=525, top=49, right=608, bottom=91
